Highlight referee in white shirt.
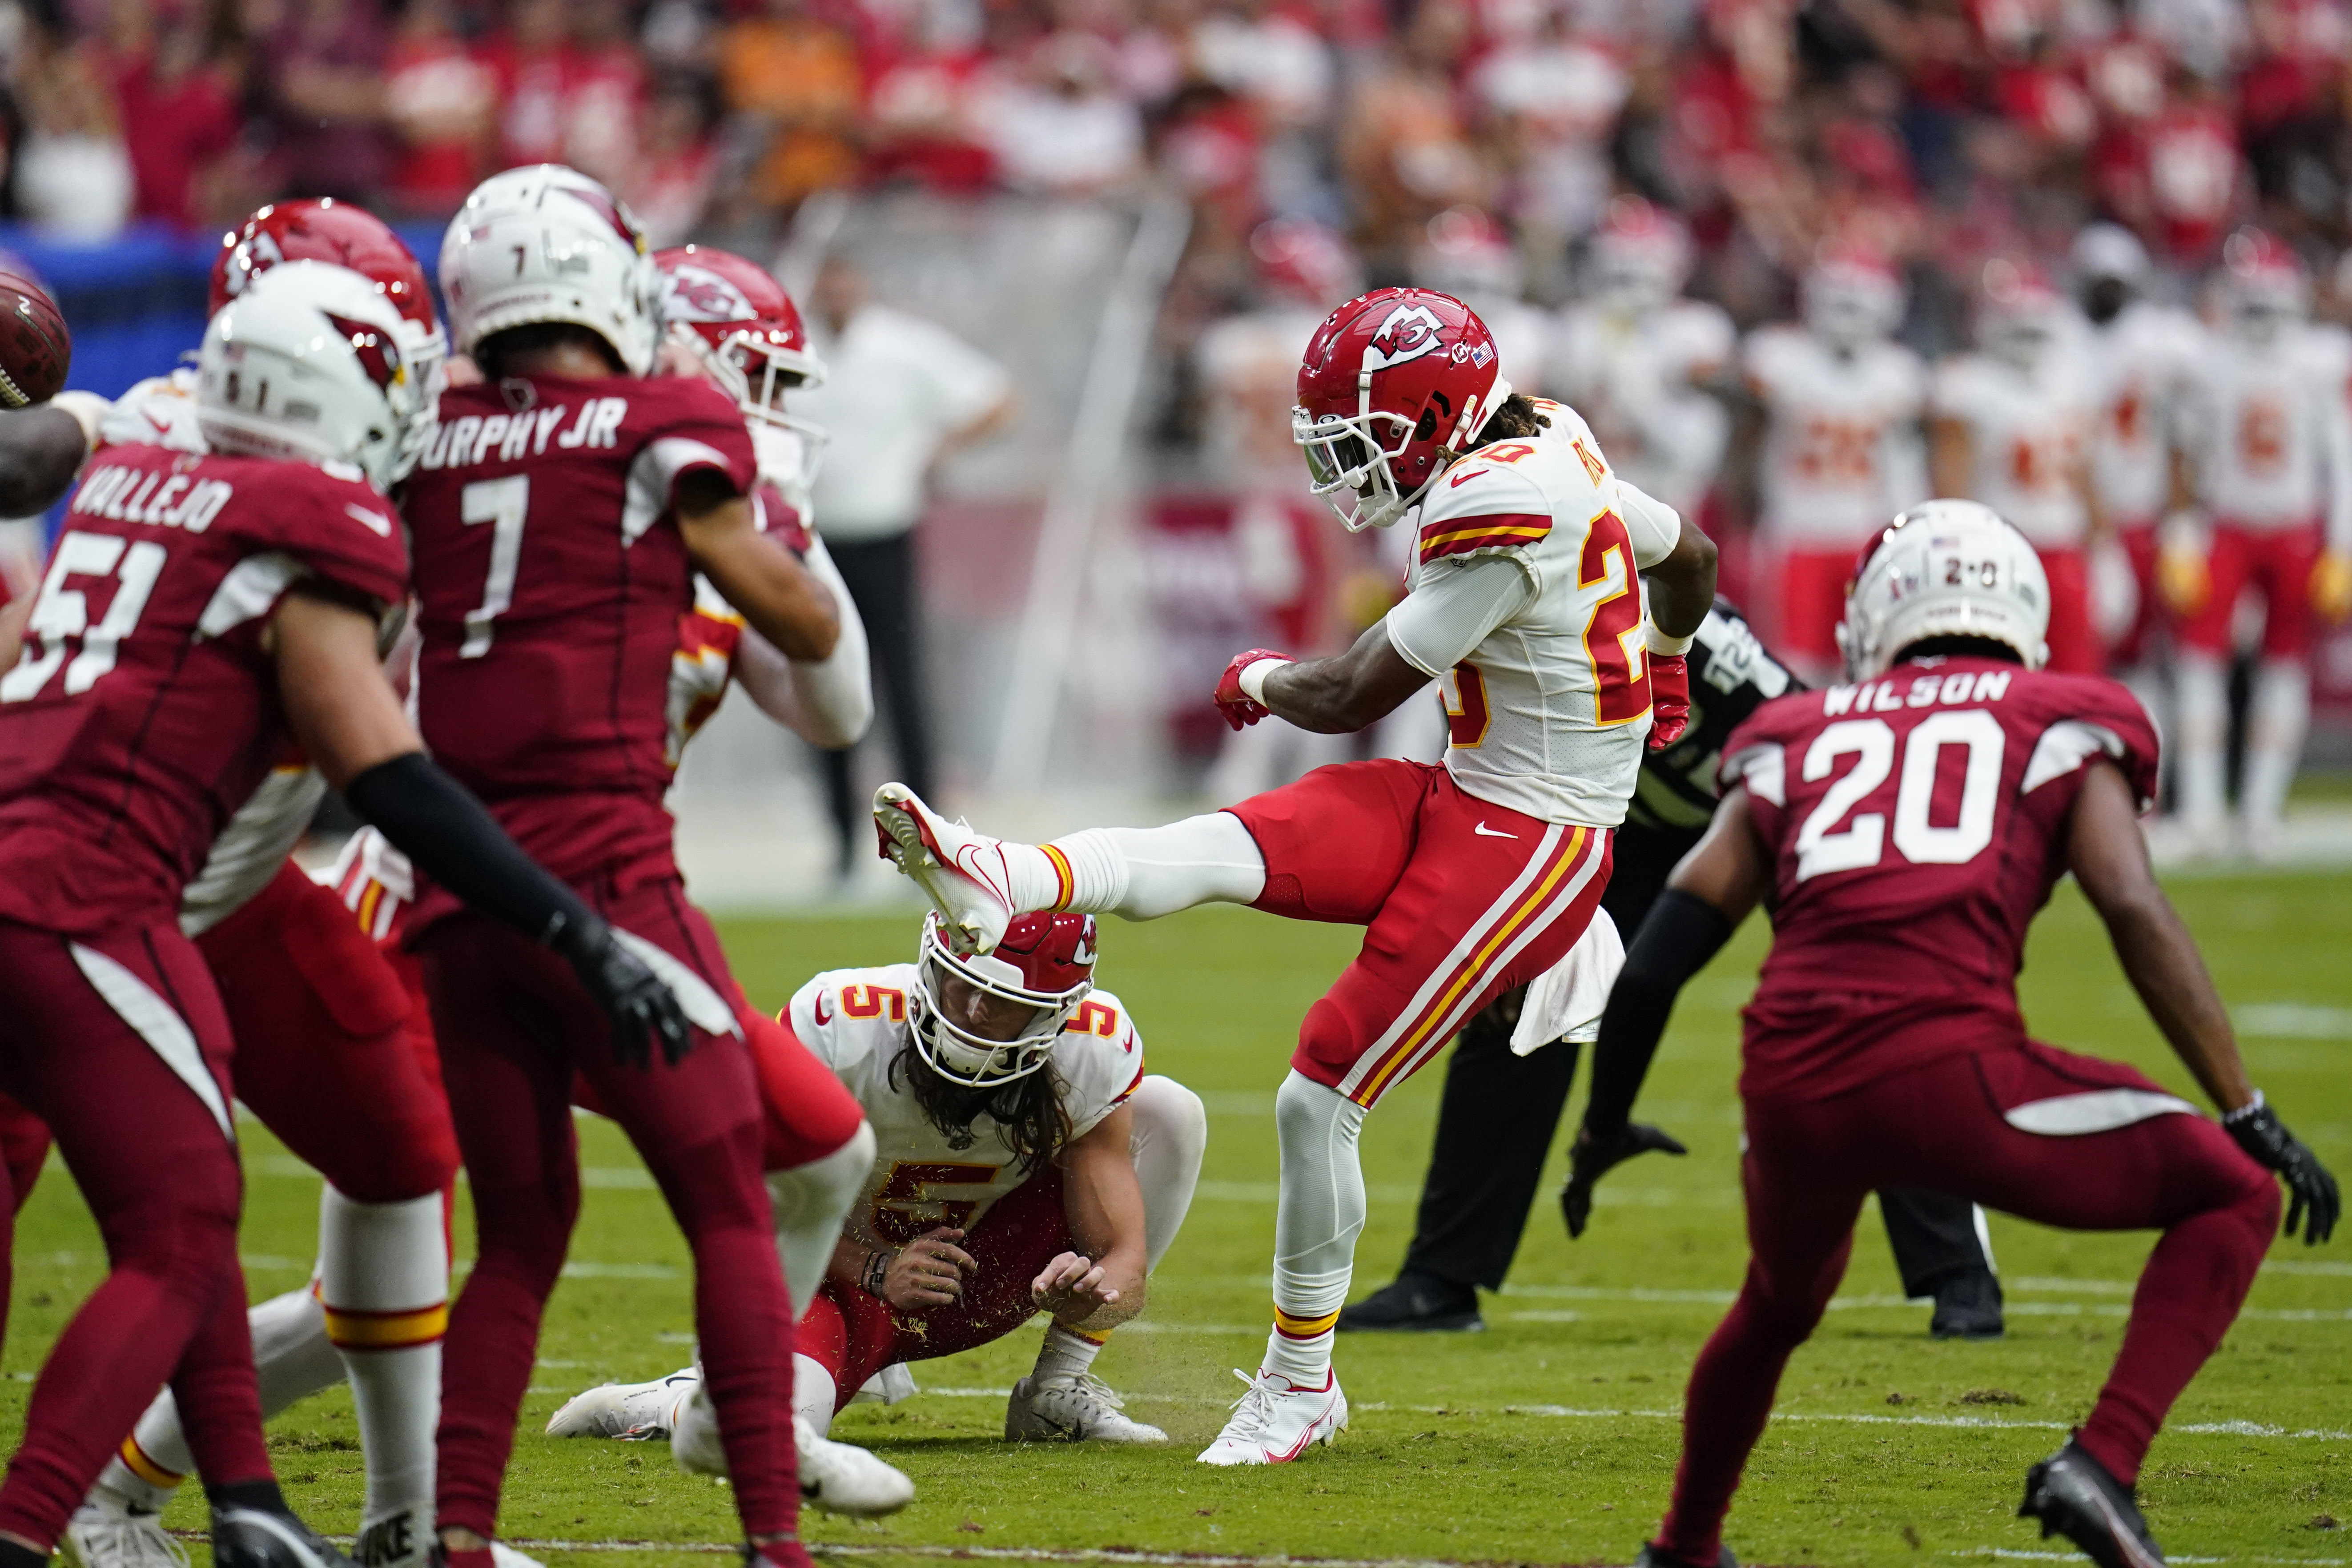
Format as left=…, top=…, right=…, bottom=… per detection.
left=800, top=258, right=1017, bottom=874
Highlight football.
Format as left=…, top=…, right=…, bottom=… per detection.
left=0, top=269, right=70, bottom=408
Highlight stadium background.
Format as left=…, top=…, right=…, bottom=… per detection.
left=5, top=0, right=2352, bottom=898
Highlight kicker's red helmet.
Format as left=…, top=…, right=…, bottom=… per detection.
left=910, top=911, right=1099, bottom=1088
left=655, top=246, right=824, bottom=404
left=1291, top=287, right=1510, bottom=532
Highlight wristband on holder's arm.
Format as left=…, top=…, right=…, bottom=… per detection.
left=1583, top=887, right=1735, bottom=1142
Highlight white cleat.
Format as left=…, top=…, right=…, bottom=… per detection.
left=871, top=783, right=1016, bottom=953
left=796, top=1414, right=914, bottom=1516
left=352, top=1504, right=430, bottom=1568
left=543, top=1369, right=697, bottom=1439
left=1006, top=1372, right=1168, bottom=1444
left=60, top=1487, right=189, bottom=1568
left=1196, top=1367, right=1347, bottom=1466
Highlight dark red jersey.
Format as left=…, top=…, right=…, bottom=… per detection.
left=1718, top=657, right=2159, bottom=1102
left=399, top=374, right=756, bottom=887
left=0, top=445, right=408, bottom=936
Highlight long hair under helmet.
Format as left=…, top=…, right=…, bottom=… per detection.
left=909, top=910, right=1098, bottom=1089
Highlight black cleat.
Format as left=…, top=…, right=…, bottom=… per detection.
left=2019, top=1440, right=2166, bottom=1568
left=213, top=1506, right=361, bottom=1568
left=1335, top=1271, right=1482, bottom=1333
left=1633, top=1544, right=1737, bottom=1568
left=1931, top=1268, right=2006, bottom=1339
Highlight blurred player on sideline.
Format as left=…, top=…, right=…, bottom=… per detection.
left=0, top=260, right=688, bottom=1568
left=2070, top=225, right=2203, bottom=716
left=550, top=913, right=1206, bottom=1452
left=406, top=165, right=841, bottom=1568
left=2168, top=228, right=2352, bottom=855
left=869, top=286, right=1717, bottom=1465
left=1553, top=198, right=1733, bottom=524
left=1569, top=501, right=2337, bottom=1568
left=1929, top=260, right=2104, bottom=672
left=1741, top=243, right=1928, bottom=679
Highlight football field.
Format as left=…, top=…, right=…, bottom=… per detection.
left=5, top=870, right=2348, bottom=1568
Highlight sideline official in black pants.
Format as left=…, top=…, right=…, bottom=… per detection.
left=1342, top=605, right=2004, bottom=1339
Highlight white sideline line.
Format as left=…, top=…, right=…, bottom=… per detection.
left=902, top=1387, right=2352, bottom=1441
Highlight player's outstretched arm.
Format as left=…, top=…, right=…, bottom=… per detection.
left=1564, top=785, right=1769, bottom=1238
left=2069, top=758, right=2339, bottom=1242
left=0, top=400, right=94, bottom=516
left=273, top=587, right=693, bottom=1069
left=1634, top=502, right=1719, bottom=640
left=1238, top=619, right=1434, bottom=735
left=678, top=473, right=841, bottom=662
left=1038, top=1102, right=1150, bottom=1331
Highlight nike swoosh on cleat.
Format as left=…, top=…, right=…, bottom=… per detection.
left=1472, top=822, right=1518, bottom=838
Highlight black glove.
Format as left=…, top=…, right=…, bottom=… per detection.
left=1561, top=1120, right=1687, bottom=1239
left=551, top=914, right=694, bottom=1069
left=2224, top=1093, right=2339, bottom=1245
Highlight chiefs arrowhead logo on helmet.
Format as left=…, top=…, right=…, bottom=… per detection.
left=663, top=263, right=757, bottom=325
left=324, top=312, right=405, bottom=392
left=1363, top=303, right=1447, bottom=372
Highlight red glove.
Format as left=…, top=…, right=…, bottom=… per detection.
left=1647, top=654, right=1690, bottom=751
left=1214, top=648, right=1293, bottom=731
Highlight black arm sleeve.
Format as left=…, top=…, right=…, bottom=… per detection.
left=342, top=752, right=600, bottom=950
left=1582, top=887, right=1736, bottom=1142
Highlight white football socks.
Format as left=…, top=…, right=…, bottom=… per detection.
left=318, top=1187, right=446, bottom=1534
left=1039, top=814, right=1267, bottom=919
left=2173, top=652, right=2230, bottom=833
left=1031, top=1322, right=1107, bottom=1384
left=793, top=1353, right=838, bottom=1436
left=1127, top=1076, right=1206, bottom=1272
left=1263, top=1071, right=1366, bottom=1387
left=2241, top=658, right=2310, bottom=840
left=766, top=1122, right=876, bottom=1320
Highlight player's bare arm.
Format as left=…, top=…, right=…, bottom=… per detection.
left=272, top=586, right=692, bottom=1068
left=1253, top=620, right=1433, bottom=734
left=1928, top=414, right=1973, bottom=503
left=677, top=473, right=841, bottom=662
left=0, top=404, right=92, bottom=516
left=1036, top=1101, right=1150, bottom=1331
left=1640, top=511, right=1719, bottom=638
left=1562, top=784, right=1770, bottom=1235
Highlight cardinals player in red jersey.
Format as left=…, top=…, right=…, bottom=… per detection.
left=0, top=260, right=689, bottom=1568
left=1568, top=500, right=2338, bottom=1568
left=405, top=165, right=842, bottom=1568
left=869, top=286, right=1717, bottom=1465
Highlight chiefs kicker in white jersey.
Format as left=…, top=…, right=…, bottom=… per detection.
left=1397, top=397, right=1683, bottom=827
left=789, top=964, right=1147, bottom=1246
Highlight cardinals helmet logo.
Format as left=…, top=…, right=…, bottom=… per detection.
left=323, top=312, right=405, bottom=391
left=1362, top=303, right=1447, bottom=372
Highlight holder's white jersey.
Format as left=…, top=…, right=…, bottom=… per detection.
left=2180, top=322, right=2352, bottom=540
left=1553, top=300, right=1734, bottom=518
left=2082, top=302, right=2203, bottom=525
left=1930, top=351, right=2097, bottom=547
left=789, top=964, right=1147, bottom=1247
left=1745, top=326, right=1928, bottom=543
left=1386, top=399, right=1681, bottom=828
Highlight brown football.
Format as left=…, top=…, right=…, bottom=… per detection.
left=0, top=272, right=71, bottom=408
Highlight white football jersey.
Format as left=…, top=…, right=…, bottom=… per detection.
left=790, top=964, right=1147, bottom=1247
left=96, top=368, right=207, bottom=455
left=1745, top=326, right=1928, bottom=543
left=1554, top=299, right=1734, bottom=518
left=2081, top=301, right=2203, bottom=526
left=1930, top=351, right=2097, bottom=548
left=2180, top=322, right=2352, bottom=534
left=1389, top=399, right=1681, bottom=828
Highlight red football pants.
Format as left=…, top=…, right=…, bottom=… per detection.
left=2178, top=520, right=2324, bottom=661
left=2036, top=545, right=2099, bottom=674
left=804, top=1165, right=1072, bottom=1407
left=2112, top=520, right=2165, bottom=667
left=197, top=862, right=459, bottom=1204
left=1656, top=1042, right=2279, bottom=1562
left=1229, top=760, right=1612, bottom=1107
left=0, top=919, right=269, bottom=1545
left=418, top=878, right=797, bottom=1543
left=1749, top=542, right=1857, bottom=677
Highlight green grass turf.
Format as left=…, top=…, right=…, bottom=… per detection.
left=6, top=872, right=2352, bottom=1567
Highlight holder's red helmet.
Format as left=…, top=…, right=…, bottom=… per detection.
left=655, top=245, right=826, bottom=402
left=1291, top=287, right=1510, bottom=532
left=910, top=911, right=1098, bottom=1088
left=211, top=199, right=445, bottom=476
